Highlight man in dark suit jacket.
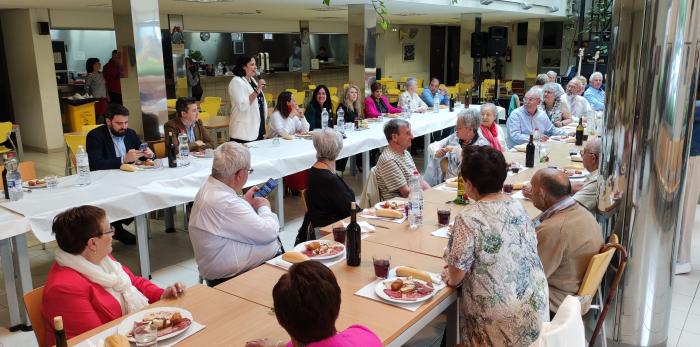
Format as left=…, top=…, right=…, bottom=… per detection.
left=86, top=104, right=155, bottom=244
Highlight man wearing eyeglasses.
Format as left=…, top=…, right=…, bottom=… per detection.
left=572, top=137, right=601, bottom=212
left=188, top=142, right=280, bottom=287
left=506, top=88, right=570, bottom=148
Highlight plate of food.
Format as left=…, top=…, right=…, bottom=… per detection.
left=22, top=179, right=46, bottom=189
left=375, top=277, right=436, bottom=303
left=117, top=307, right=193, bottom=342
left=374, top=200, right=406, bottom=211
left=294, top=240, right=345, bottom=260
left=295, top=132, right=314, bottom=139
left=444, top=177, right=459, bottom=189
left=562, top=168, right=589, bottom=179
left=134, top=159, right=157, bottom=169
left=385, top=113, right=400, bottom=118
left=570, top=154, right=583, bottom=162
left=191, top=151, right=213, bottom=158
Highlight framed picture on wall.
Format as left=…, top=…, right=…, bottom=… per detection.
left=403, top=43, right=415, bottom=62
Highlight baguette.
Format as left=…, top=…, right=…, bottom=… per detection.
left=282, top=134, right=295, bottom=140
left=396, top=266, right=432, bottom=283
left=119, top=164, right=137, bottom=172
left=104, top=334, right=130, bottom=347
left=376, top=208, right=403, bottom=219
left=445, top=180, right=458, bottom=188
left=564, top=163, right=584, bottom=170
left=513, top=182, right=525, bottom=190
left=281, top=252, right=310, bottom=264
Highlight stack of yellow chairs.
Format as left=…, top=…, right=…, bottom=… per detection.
left=400, top=76, right=409, bottom=83
left=167, top=99, right=177, bottom=109
left=293, top=91, right=306, bottom=107
left=446, top=86, right=459, bottom=97
left=64, top=132, right=88, bottom=175
left=264, top=92, right=274, bottom=107
left=416, top=79, right=423, bottom=88
left=456, top=82, right=471, bottom=94
left=328, top=86, right=338, bottom=97
left=308, top=85, right=317, bottom=91
left=81, top=124, right=101, bottom=133
left=201, top=97, right=221, bottom=116
left=0, top=122, right=17, bottom=157
left=330, top=95, right=340, bottom=112
left=285, top=88, right=298, bottom=94
left=386, top=88, right=401, bottom=104
left=342, top=83, right=350, bottom=91
left=383, top=80, right=398, bottom=90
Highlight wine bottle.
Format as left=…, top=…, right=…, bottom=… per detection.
left=454, top=173, right=466, bottom=205
left=167, top=131, right=178, bottom=168
left=525, top=134, right=535, bottom=168
left=346, top=202, right=361, bottom=267
left=2, top=154, right=8, bottom=200
left=449, top=94, right=455, bottom=112
left=575, top=117, right=584, bottom=146
left=54, top=316, right=68, bottom=347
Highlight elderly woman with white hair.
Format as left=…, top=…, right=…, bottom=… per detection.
left=296, top=128, right=357, bottom=243
left=424, top=108, right=489, bottom=185
left=189, top=142, right=281, bottom=287
left=540, top=82, right=572, bottom=127
left=399, top=78, right=428, bottom=113
left=478, top=103, right=507, bottom=151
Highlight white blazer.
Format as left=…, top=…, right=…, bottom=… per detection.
left=228, top=76, right=267, bottom=141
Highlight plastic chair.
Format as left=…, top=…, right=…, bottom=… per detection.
left=576, top=234, right=628, bottom=347
left=384, top=81, right=398, bottom=90
left=328, top=87, right=338, bottom=97
left=446, top=86, right=459, bottom=96
left=167, top=99, right=176, bottom=109
left=64, top=133, right=87, bottom=175
left=81, top=124, right=101, bottom=133
left=264, top=92, right=275, bottom=107
left=23, top=286, right=45, bottom=347
left=0, top=122, right=17, bottom=156
left=386, top=88, right=401, bottom=104
left=417, top=88, right=424, bottom=95
left=416, top=79, right=423, bottom=88
left=400, top=76, right=408, bottom=82
left=330, top=96, right=340, bottom=112
left=198, top=111, right=212, bottom=123
left=285, top=88, right=298, bottom=94
left=308, top=85, right=316, bottom=91
left=342, top=83, right=350, bottom=90
left=200, top=98, right=221, bottom=117
left=293, top=91, right=306, bottom=107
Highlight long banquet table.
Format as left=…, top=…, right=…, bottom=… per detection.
left=0, top=105, right=506, bottom=329
left=67, top=141, right=585, bottom=347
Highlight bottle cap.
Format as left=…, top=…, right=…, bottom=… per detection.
left=54, top=316, right=64, bottom=330
left=351, top=201, right=356, bottom=209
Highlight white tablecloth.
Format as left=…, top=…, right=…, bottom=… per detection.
left=0, top=108, right=470, bottom=243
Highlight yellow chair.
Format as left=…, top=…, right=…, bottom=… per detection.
left=81, top=124, right=101, bottom=133
left=384, top=81, right=398, bottom=90
left=64, top=133, right=88, bottom=175
left=342, top=83, right=350, bottom=90
left=167, top=99, right=176, bottom=109
left=0, top=122, right=17, bottom=156
left=293, top=91, right=306, bottom=107
left=264, top=92, right=275, bottom=107
left=386, top=88, right=401, bottom=104
left=400, top=76, right=408, bottom=82
left=308, top=84, right=317, bottom=91
left=331, top=95, right=340, bottom=112
left=24, top=286, right=46, bottom=347
left=446, top=86, right=459, bottom=97
left=457, top=82, right=471, bottom=94
left=285, top=88, right=298, bottom=94
left=200, top=98, right=221, bottom=118
left=328, top=87, right=338, bottom=97
left=198, top=111, right=212, bottom=123
left=417, top=87, right=424, bottom=95
left=416, top=79, right=423, bottom=88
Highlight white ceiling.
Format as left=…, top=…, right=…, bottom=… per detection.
left=0, top=0, right=566, bottom=25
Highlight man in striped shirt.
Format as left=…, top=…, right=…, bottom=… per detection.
left=375, top=119, right=430, bottom=200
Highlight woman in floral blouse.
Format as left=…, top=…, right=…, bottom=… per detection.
left=442, top=145, right=549, bottom=346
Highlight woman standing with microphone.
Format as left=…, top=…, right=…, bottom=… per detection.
left=228, top=55, right=267, bottom=143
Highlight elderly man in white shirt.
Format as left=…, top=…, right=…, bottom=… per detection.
left=188, top=142, right=280, bottom=287
left=399, top=78, right=428, bottom=113
left=565, top=79, right=593, bottom=118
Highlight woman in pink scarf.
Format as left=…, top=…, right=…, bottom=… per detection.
left=478, top=103, right=507, bottom=151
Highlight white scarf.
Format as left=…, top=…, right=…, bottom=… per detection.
left=55, top=249, right=149, bottom=315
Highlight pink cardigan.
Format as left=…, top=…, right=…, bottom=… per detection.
left=42, top=261, right=164, bottom=346
left=364, top=95, right=402, bottom=118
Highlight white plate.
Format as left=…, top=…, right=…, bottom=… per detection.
left=374, top=277, right=436, bottom=304
left=564, top=169, right=589, bottom=179
left=293, top=240, right=346, bottom=260
left=514, top=144, right=527, bottom=152
left=570, top=154, right=583, bottom=162
left=374, top=201, right=406, bottom=211
left=22, top=181, right=46, bottom=189
left=117, top=307, right=193, bottom=342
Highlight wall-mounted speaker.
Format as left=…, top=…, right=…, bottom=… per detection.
left=38, top=22, right=50, bottom=35
left=470, top=32, right=488, bottom=58
left=487, top=26, right=508, bottom=57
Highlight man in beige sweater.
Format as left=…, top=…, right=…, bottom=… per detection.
left=530, top=168, right=604, bottom=313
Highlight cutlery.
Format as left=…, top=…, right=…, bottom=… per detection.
left=368, top=223, right=390, bottom=230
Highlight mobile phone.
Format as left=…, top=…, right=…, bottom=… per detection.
left=254, top=178, right=278, bottom=198
left=139, top=143, right=149, bottom=152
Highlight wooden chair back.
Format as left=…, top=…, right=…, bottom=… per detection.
left=300, top=189, right=309, bottom=212
left=23, top=286, right=46, bottom=347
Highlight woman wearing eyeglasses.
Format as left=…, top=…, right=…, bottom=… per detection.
left=42, top=205, right=185, bottom=346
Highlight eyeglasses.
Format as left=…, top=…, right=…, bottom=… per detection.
left=241, top=168, right=254, bottom=174
left=100, top=226, right=115, bottom=237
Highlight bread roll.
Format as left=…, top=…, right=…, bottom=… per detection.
left=281, top=252, right=310, bottom=264
left=282, top=134, right=295, bottom=140
left=120, top=164, right=137, bottom=172
left=564, top=163, right=584, bottom=170
left=396, top=266, right=432, bottom=283
left=104, top=334, right=130, bottom=347
left=513, top=182, right=525, bottom=190
left=376, top=208, right=403, bottom=219
left=445, top=180, right=458, bottom=188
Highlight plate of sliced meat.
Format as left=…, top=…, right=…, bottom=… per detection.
left=117, top=307, right=193, bottom=342
left=375, top=277, right=436, bottom=304
left=293, top=240, right=345, bottom=260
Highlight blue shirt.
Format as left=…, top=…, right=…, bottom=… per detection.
left=584, top=87, right=605, bottom=111
left=185, top=123, right=195, bottom=143
left=506, top=106, right=568, bottom=148
left=691, top=100, right=700, bottom=156
left=110, top=134, right=126, bottom=162
left=420, top=88, right=449, bottom=108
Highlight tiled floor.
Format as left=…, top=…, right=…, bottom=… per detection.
left=1, top=149, right=700, bottom=347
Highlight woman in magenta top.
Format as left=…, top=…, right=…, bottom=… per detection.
left=364, top=82, right=402, bottom=118
left=246, top=261, right=382, bottom=347
left=42, top=206, right=185, bottom=346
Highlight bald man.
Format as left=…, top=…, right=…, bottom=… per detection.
left=530, top=168, right=603, bottom=313
left=572, top=138, right=601, bottom=212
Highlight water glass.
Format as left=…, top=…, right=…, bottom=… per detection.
left=133, top=324, right=158, bottom=347
left=45, top=175, right=58, bottom=189
left=272, top=137, right=280, bottom=147
left=153, top=158, right=164, bottom=169
left=345, top=122, right=355, bottom=132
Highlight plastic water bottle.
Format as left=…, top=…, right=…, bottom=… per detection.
left=433, top=95, right=440, bottom=113
left=408, top=171, right=423, bottom=229
left=76, top=145, right=91, bottom=186
left=5, top=155, right=23, bottom=201
left=178, top=133, right=190, bottom=167
left=336, top=107, right=345, bottom=134
left=321, top=108, right=329, bottom=129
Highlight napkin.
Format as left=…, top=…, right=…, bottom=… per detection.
left=74, top=321, right=206, bottom=347
left=354, top=267, right=446, bottom=312
left=341, top=221, right=375, bottom=233
left=431, top=226, right=451, bottom=239
left=512, top=191, right=528, bottom=200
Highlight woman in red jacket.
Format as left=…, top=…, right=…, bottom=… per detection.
left=42, top=206, right=185, bottom=346
left=363, top=82, right=402, bottom=118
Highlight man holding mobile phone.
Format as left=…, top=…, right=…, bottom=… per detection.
left=188, top=142, right=281, bottom=287
left=85, top=104, right=155, bottom=244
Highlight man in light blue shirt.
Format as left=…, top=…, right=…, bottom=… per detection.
left=506, top=88, right=570, bottom=148
left=584, top=72, right=605, bottom=111
left=420, top=78, right=449, bottom=107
